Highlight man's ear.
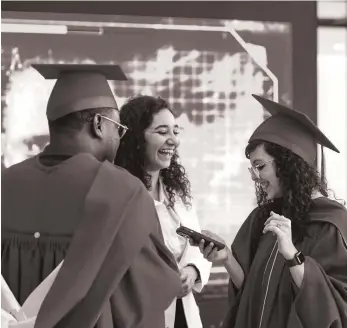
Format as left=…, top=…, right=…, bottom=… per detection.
left=91, top=114, right=103, bottom=139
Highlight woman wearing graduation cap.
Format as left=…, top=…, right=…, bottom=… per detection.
left=197, top=95, right=347, bottom=328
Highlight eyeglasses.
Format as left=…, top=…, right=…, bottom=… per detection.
left=98, top=115, right=128, bottom=139
left=248, top=159, right=275, bottom=180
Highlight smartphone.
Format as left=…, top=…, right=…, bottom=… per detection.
left=176, top=226, right=225, bottom=251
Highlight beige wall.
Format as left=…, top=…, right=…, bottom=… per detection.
left=317, top=14, right=347, bottom=204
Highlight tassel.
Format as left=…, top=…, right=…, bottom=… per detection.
left=320, top=145, right=327, bottom=189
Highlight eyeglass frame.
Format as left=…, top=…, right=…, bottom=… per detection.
left=87, top=114, right=128, bottom=139
left=248, top=159, right=275, bottom=180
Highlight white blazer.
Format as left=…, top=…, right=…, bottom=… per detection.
left=154, top=181, right=211, bottom=328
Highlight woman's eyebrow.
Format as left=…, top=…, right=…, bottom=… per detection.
left=154, top=124, right=179, bottom=130
left=154, top=124, right=169, bottom=130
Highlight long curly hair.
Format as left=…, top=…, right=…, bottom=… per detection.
left=245, top=139, right=328, bottom=246
left=114, top=95, right=192, bottom=208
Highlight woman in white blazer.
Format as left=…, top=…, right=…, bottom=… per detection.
left=115, top=95, right=211, bottom=328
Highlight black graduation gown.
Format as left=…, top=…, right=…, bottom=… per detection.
left=2, top=152, right=181, bottom=328
left=222, top=197, right=347, bottom=328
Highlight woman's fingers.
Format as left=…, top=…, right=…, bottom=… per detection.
left=206, top=248, right=219, bottom=262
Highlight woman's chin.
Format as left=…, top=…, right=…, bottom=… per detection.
left=265, top=190, right=276, bottom=201
left=265, top=194, right=273, bottom=201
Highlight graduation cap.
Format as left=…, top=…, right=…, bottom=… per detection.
left=249, top=94, right=339, bottom=166
left=32, top=64, right=127, bottom=121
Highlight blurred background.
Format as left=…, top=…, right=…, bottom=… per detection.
left=1, top=1, right=346, bottom=327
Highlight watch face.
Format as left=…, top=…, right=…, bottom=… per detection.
left=296, top=252, right=305, bottom=264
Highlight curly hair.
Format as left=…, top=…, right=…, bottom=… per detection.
left=114, top=95, right=192, bottom=208
left=245, top=139, right=328, bottom=245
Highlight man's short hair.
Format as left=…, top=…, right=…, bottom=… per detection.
left=48, top=107, right=115, bottom=135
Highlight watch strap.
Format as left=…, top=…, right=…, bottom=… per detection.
left=286, top=251, right=305, bottom=267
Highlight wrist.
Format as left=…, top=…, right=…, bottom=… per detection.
left=286, top=251, right=305, bottom=268
left=283, top=245, right=298, bottom=260
left=186, top=264, right=200, bottom=282
left=223, top=247, right=233, bottom=265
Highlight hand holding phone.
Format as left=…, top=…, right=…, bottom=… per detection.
left=176, top=226, right=225, bottom=251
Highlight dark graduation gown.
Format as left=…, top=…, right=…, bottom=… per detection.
left=222, top=197, right=347, bottom=328
left=2, top=152, right=181, bottom=328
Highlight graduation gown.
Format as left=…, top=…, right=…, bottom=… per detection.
left=223, top=197, right=347, bottom=328
left=2, top=152, right=181, bottom=328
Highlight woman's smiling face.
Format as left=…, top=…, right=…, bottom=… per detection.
left=249, top=144, right=283, bottom=200
left=144, top=108, right=180, bottom=172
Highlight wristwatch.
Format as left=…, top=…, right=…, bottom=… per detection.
left=286, top=251, right=305, bottom=267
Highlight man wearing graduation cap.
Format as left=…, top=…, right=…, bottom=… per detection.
left=1, top=64, right=181, bottom=328
left=196, top=95, right=347, bottom=328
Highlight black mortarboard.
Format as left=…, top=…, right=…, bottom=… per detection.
left=32, top=64, right=127, bottom=121
left=249, top=94, right=339, bottom=165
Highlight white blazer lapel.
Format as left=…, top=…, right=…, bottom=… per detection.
left=174, top=200, right=212, bottom=290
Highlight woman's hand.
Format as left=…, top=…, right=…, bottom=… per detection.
left=263, top=211, right=298, bottom=260
left=177, top=266, right=198, bottom=298
left=191, top=230, right=245, bottom=289
left=193, top=230, right=230, bottom=263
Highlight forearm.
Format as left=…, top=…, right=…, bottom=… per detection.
left=289, top=263, right=305, bottom=288
left=223, top=248, right=244, bottom=289
left=283, top=246, right=305, bottom=288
